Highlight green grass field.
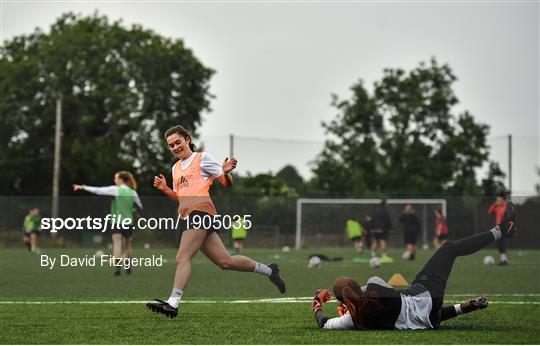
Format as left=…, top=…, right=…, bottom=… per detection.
left=1, top=246, right=539, bottom=344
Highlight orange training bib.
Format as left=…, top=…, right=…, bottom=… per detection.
left=172, top=153, right=217, bottom=219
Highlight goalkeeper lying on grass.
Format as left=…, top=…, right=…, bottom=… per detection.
left=312, top=202, right=517, bottom=330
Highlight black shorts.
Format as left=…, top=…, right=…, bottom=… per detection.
left=181, top=211, right=218, bottom=234
left=350, top=236, right=362, bottom=242
left=232, top=237, right=245, bottom=241
left=111, top=225, right=134, bottom=238
left=372, top=229, right=388, bottom=241
left=404, top=232, right=418, bottom=245
left=24, top=231, right=40, bottom=236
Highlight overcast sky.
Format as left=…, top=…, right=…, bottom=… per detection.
left=2, top=1, right=539, bottom=194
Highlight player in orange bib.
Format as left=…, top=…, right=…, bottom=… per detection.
left=488, top=192, right=509, bottom=265
left=146, top=125, right=286, bottom=318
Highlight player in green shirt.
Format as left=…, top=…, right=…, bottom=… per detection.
left=346, top=219, right=364, bottom=253
left=22, top=208, right=41, bottom=253
left=231, top=217, right=248, bottom=254
left=73, top=171, right=143, bottom=276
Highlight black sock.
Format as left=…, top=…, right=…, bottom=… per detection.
left=440, top=306, right=458, bottom=321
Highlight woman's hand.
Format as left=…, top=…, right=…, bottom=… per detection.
left=153, top=174, right=168, bottom=191
left=312, top=288, right=332, bottom=312
left=72, top=184, right=83, bottom=191
left=154, top=174, right=179, bottom=203
left=222, top=157, right=238, bottom=174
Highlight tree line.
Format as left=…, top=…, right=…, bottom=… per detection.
left=1, top=12, right=513, bottom=198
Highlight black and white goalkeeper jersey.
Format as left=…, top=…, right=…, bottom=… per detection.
left=321, top=276, right=434, bottom=330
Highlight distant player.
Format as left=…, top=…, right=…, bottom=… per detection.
left=73, top=171, right=143, bottom=275
left=432, top=208, right=448, bottom=249
left=399, top=204, right=420, bottom=260
left=231, top=216, right=248, bottom=254
left=488, top=192, right=509, bottom=265
left=370, top=199, right=393, bottom=259
left=345, top=219, right=364, bottom=253
left=363, top=214, right=374, bottom=250
left=311, top=202, right=517, bottom=331
left=22, top=208, right=41, bottom=253
left=146, top=125, right=285, bottom=318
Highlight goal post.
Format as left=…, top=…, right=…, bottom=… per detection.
left=295, top=198, right=447, bottom=250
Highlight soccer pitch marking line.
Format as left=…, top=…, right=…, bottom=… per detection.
left=0, top=301, right=538, bottom=305
left=1, top=295, right=539, bottom=305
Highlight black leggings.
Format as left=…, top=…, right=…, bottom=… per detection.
left=411, top=230, right=496, bottom=327
left=497, top=237, right=507, bottom=254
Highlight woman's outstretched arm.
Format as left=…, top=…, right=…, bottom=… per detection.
left=73, top=184, right=118, bottom=196
left=312, top=289, right=355, bottom=330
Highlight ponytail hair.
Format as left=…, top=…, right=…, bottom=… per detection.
left=117, top=171, right=137, bottom=190
left=164, top=125, right=196, bottom=152
left=341, top=282, right=383, bottom=330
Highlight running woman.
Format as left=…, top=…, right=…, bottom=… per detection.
left=146, top=125, right=285, bottom=318
left=73, top=171, right=143, bottom=275
left=312, top=202, right=517, bottom=330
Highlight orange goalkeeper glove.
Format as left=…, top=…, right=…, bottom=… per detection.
left=312, top=288, right=332, bottom=312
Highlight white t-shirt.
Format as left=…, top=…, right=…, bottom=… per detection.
left=322, top=312, right=355, bottom=330
left=82, top=184, right=143, bottom=210
left=172, top=152, right=224, bottom=190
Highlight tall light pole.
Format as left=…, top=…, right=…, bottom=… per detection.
left=229, top=134, right=234, bottom=158
left=508, top=134, right=512, bottom=196
left=52, top=95, right=63, bottom=219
